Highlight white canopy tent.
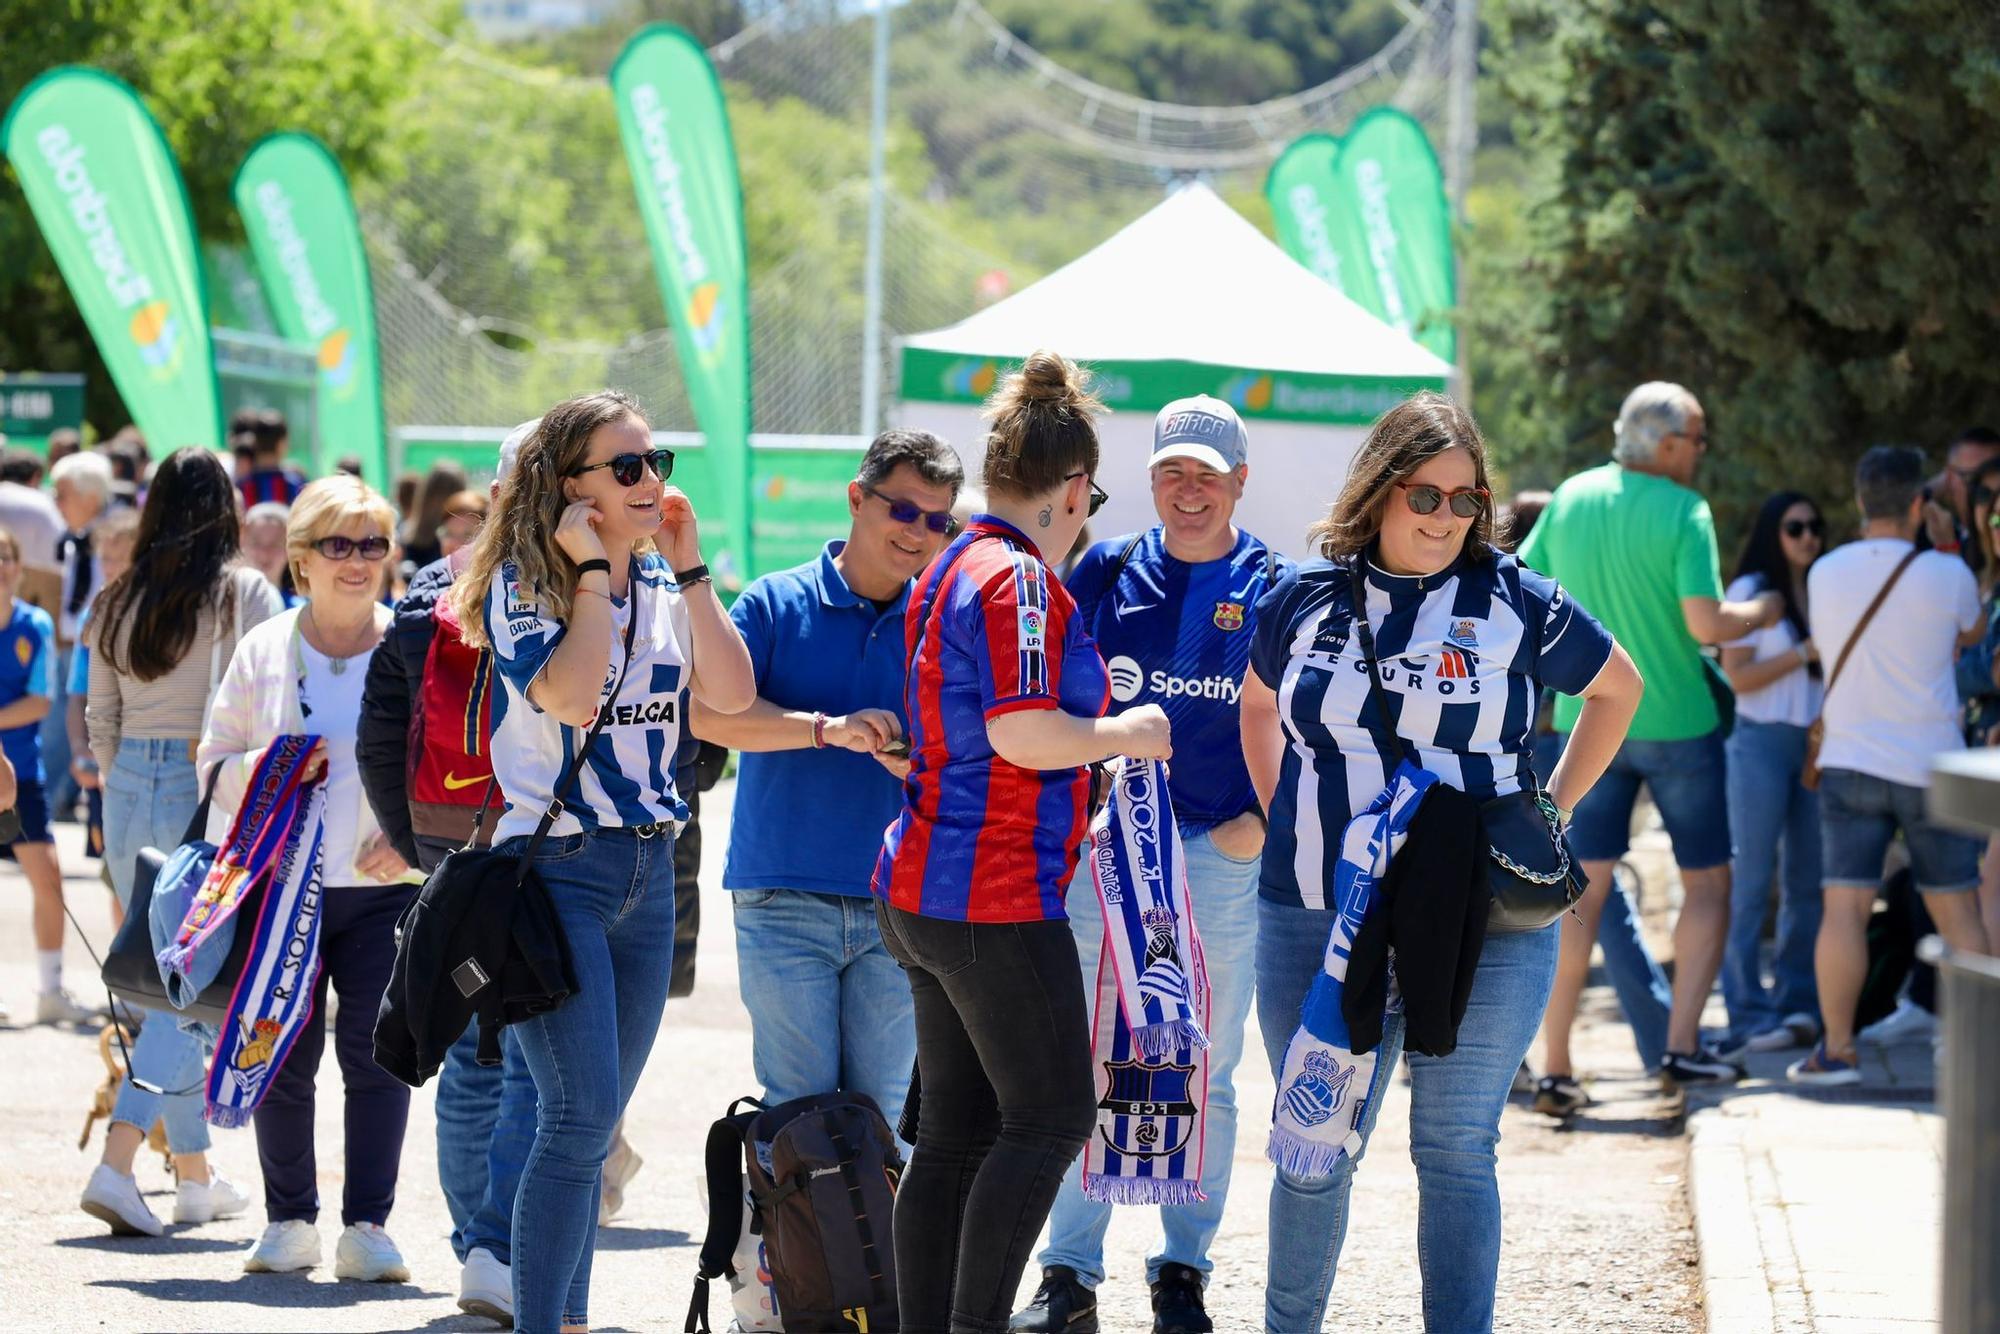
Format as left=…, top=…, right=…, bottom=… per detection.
left=894, top=183, right=1453, bottom=558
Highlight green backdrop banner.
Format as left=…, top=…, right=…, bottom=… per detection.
left=1329, top=109, right=1457, bottom=363
left=1265, top=132, right=1349, bottom=292
left=233, top=133, right=387, bottom=486
left=2, top=68, right=221, bottom=448
left=610, top=25, right=753, bottom=588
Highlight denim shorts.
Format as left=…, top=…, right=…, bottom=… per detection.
left=1564, top=731, right=1731, bottom=869
left=1818, top=767, right=1981, bottom=894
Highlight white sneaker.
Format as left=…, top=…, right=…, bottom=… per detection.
left=36, top=989, right=100, bottom=1025
left=334, top=1222, right=410, bottom=1282
left=174, top=1175, right=252, bottom=1224
left=80, top=1164, right=163, bottom=1237
left=244, top=1219, right=322, bottom=1273
left=1858, top=998, right=1938, bottom=1045
left=599, top=1132, right=643, bottom=1225
left=458, top=1246, right=515, bottom=1326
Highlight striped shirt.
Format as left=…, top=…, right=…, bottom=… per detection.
left=873, top=516, right=1110, bottom=923
left=1251, top=550, right=1613, bottom=910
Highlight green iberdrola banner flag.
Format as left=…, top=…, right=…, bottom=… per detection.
left=610, top=24, right=753, bottom=586
left=233, top=133, right=388, bottom=487
left=1, top=68, right=222, bottom=449
left=1328, top=108, right=1457, bottom=363
left=1265, top=133, right=1348, bottom=293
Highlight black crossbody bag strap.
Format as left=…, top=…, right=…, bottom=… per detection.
left=514, top=581, right=642, bottom=882
left=1350, top=590, right=1417, bottom=768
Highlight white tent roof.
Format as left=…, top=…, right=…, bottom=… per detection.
left=901, top=182, right=1453, bottom=382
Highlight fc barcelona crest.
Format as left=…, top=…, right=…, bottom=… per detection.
left=1096, top=1057, right=1200, bottom=1159
left=1213, top=601, right=1245, bottom=632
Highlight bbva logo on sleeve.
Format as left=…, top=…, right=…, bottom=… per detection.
left=1106, top=655, right=1241, bottom=705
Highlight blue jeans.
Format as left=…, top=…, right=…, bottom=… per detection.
left=41, top=644, right=74, bottom=812
left=506, top=827, right=677, bottom=1332
left=1258, top=898, right=1558, bottom=1333
left=1039, top=827, right=1262, bottom=1286
left=1819, top=767, right=1982, bottom=893
left=1564, top=731, right=1733, bottom=869
left=730, top=888, right=914, bottom=1129
left=1722, top=720, right=1823, bottom=1036
left=436, top=1019, right=535, bottom=1265
left=103, top=739, right=211, bottom=1155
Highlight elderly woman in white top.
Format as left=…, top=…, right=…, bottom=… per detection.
left=198, top=475, right=420, bottom=1282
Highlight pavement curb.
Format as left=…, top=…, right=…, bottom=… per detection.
left=1687, top=1111, right=1778, bottom=1333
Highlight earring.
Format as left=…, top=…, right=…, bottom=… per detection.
left=1067, top=506, right=1075, bottom=515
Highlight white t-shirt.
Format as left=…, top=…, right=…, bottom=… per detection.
left=1807, top=538, right=1980, bottom=788
left=298, top=636, right=373, bottom=883
left=486, top=554, right=694, bottom=843
left=1723, top=573, right=1823, bottom=728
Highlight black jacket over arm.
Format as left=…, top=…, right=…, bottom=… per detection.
left=359, top=556, right=455, bottom=868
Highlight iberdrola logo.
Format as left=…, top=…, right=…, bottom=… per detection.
left=129, top=300, right=183, bottom=380
left=317, top=329, right=357, bottom=398
left=1219, top=374, right=1273, bottom=413
left=687, top=281, right=726, bottom=365
left=945, top=359, right=998, bottom=400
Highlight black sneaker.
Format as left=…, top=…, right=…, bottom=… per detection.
left=1661, top=1045, right=1747, bottom=1086
left=1009, top=1265, right=1098, bottom=1333
left=1150, top=1262, right=1213, bottom=1334
left=1532, top=1074, right=1590, bottom=1117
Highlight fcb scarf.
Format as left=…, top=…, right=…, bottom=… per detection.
left=1082, top=758, right=1211, bottom=1206
left=163, top=735, right=328, bottom=1128
left=1269, top=760, right=1436, bottom=1179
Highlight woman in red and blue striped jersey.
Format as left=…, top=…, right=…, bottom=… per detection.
left=873, top=350, right=1172, bottom=1332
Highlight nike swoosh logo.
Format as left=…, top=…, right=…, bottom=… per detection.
left=442, top=772, right=492, bottom=791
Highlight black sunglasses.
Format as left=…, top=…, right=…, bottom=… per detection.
left=570, top=447, right=675, bottom=488
left=312, top=534, right=392, bottom=562
left=1393, top=482, right=1490, bottom=519
left=864, top=485, right=959, bottom=535
left=1782, top=517, right=1825, bottom=539
left=1064, top=471, right=1110, bottom=518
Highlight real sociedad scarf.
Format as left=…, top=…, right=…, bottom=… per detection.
left=162, top=735, right=328, bottom=1129
left=1269, top=759, right=1436, bottom=1178
left=1083, top=757, right=1211, bottom=1206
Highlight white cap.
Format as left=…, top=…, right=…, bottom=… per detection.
left=1149, top=395, right=1248, bottom=473
left=495, top=418, right=539, bottom=485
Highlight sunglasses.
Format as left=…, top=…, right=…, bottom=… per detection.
left=1064, top=471, right=1110, bottom=518
left=1393, top=481, right=1490, bottom=519
left=864, top=485, right=959, bottom=535
left=570, top=447, right=675, bottom=488
left=312, top=534, right=392, bottom=562
left=1782, top=518, right=1825, bottom=539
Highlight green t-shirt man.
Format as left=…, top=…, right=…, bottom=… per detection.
left=1518, top=461, right=1724, bottom=741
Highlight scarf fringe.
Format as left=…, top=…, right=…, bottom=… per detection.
left=1082, top=1175, right=1209, bottom=1207
left=205, top=1103, right=255, bottom=1130
left=1267, top=1126, right=1364, bottom=1179
left=1128, top=1017, right=1211, bottom=1060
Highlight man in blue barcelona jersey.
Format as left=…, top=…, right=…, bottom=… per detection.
left=1012, top=395, right=1290, bottom=1334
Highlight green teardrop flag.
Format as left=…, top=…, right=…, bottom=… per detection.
left=234, top=133, right=387, bottom=487
left=1330, top=108, right=1457, bottom=363
left=610, top=25, right=752, bottom=587
left=2, top=68, right=221, bottom=448
left=1265, top=132, right=1349, bottom=293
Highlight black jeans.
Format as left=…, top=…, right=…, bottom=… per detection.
left=253, top=882, right=415, bottom=1226
left=875, top=901, right=1096, bottom=1334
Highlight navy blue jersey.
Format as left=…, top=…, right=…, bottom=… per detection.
left=1068, top=527, right=1291, bottom=832
left=1250, top=550, right=1614, bottom=910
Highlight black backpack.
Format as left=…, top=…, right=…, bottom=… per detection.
left=687, top=1092, right=904, bottom=1334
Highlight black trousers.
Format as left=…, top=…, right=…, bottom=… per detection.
left=253, top=882, right=415, bottom=1226
left=875, top=901, right=1096, bottom=1334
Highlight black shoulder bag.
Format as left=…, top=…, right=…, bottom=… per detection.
left=1352, top=604, right=1583, bottom=933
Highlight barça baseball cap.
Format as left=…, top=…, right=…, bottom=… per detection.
left=495, top=418, right=540, bottom=485
left=1149, top=395, right=1248, bottom=473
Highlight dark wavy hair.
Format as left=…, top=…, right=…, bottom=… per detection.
left=92, top=447, right=244, bottom=682
left=1309, top=391, right=1497, bottom=562
left=1731, top=490, right=1823, bottom=675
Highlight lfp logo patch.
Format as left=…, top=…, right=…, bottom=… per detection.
left=946, top=359, right=998, bottom=400
left=1219, top=373, right=1272, bottom=413
left=317, top=329, right=356, bottom=397
left=687, top=281, right=727, bottom=362
left=129, top=300, right=182, bottom=380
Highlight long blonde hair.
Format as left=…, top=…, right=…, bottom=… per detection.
left=450, top=389, right=649, bottom=648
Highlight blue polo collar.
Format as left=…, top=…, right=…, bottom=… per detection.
left=816, top=540, right=912, bottom=614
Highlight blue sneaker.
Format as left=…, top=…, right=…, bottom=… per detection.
left=1786, top=1043, right=1861, bottom=1086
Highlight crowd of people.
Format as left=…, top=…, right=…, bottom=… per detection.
left=3, top=365, right=1987, bottom=1334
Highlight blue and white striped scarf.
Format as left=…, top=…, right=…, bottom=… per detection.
left=1269, top=759, right=1436, bottom=1178
left=1083, top=758, right=1211, bottom=1205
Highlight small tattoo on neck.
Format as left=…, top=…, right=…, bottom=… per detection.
left=1038, top=505, right=1054, bottom=528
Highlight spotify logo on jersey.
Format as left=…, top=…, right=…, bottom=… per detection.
left=1107, top=655, right=1146, bottom=703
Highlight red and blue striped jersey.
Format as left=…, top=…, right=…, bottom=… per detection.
left=239, top=466, right=309, bottom=511
left=872, top=516, right=1110, bottom=923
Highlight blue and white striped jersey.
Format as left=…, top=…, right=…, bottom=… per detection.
left=1250, top=551, right=1613, bottom=911
left=485, top=553, right=693, bottom=843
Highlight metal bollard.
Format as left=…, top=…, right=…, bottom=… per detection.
left=1917, top=936, right=2000, bottom=1334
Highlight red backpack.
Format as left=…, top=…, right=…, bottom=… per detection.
left=407, top=586, right=504, bottom=848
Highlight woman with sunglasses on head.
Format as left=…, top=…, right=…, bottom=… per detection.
left=1241, top=393, right=1640, bottom=1332
left=446, top=389, right=754, bottom=1333
left=198, top=474, right=423, bottom=1279
left=873, top=350, right=1171, bottom=1334
left=1716, top=492, right=1829, bottom=1056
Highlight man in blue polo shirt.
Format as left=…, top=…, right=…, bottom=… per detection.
left=1013, top=395, right=1290, bottom=1334
left=692, top=428, right=963, bottom=1132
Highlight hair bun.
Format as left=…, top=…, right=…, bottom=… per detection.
left=1015, top=349, right=1081, bottom=405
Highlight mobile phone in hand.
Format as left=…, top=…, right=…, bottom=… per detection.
left=880, top=737, right=912, bottom=759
